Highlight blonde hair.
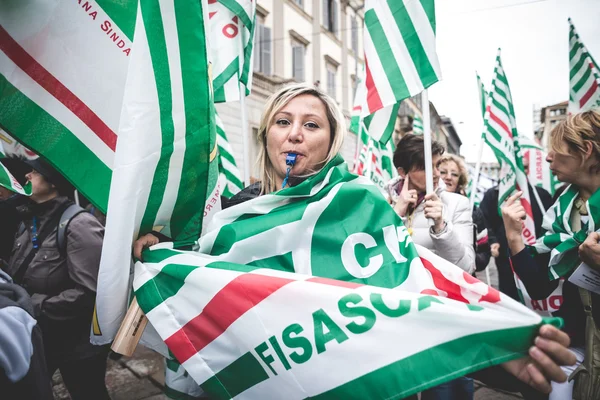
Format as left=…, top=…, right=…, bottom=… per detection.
left=256, top=83, right=346, bottom=194
left=550, top=109, right=600, bottom=173
left=437, top=153, right=469, bottom=194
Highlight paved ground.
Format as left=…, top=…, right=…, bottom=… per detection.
left=52, top=260, right=523, bottom=400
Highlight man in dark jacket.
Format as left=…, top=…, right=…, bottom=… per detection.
left=479, top=179, right=553, bottom=301
left=2, top=159, right=110, bottom=400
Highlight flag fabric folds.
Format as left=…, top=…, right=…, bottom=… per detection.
left=531, top=185, right=600, bottom=280
left=94, top=0, right=217, bottom=344
left=0, top=160, right=31, bottom=196
left=482, top=50, right=536, bottom=246
left=134, top=155, right=555, bottom=400
left=209, top=0, right=256, bottom=103
left=362, top=0, right=441, bottom=120
left=0, top=0, right=136, bottom=211
left=216, top=112, right=243, bottom=198
left=568, top=18, right=600, bottom=114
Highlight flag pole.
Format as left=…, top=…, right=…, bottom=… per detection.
left=239, top=41, right=251, bottom=186
left=422, top=89, right=434, bottom=194
left=469, top=136, right=484, bottom=211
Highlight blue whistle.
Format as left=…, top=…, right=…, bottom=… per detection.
left=282, top=153, right=298, bottom=189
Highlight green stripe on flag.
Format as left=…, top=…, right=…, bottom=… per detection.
left=136, top=264, right=198, bottom=314
left=96, top=0, right=137, bottom=41
left=389, top=2, right=437, bottom=87
left=573, top=67, right=592, bottom=93
left=171, top=0, right=213, bottom=241
left=139, top=0, right=176, bottom=234
left=364, top=11, right=409, bottom=103
left=213, top=58, right=239, bottom=95
left=219, top=0, right=252, bottom=30
left=420, top=0, right=436, bottom=32
left=200, top=352, right=269, bottom=400
left=0, top=76, right=112, bottom=211
left=313, top=323, right=559, bottom=400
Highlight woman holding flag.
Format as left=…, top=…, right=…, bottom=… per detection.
left=502, top=109, right=600, bottom=399
left=135, top=83, right=576, bottom=398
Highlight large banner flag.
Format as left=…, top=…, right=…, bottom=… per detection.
left=134, top=155, right=556, bottom=399
left=0, top=129, right=38, bottom=161
left=482, top=50, right=536, bottom=245
left=94, top=0, right=218, bottom=344
left=216, top=112, right=243, bottom=198
left=209, top=0, right=256, bottom=103
left=568, top=18, right=600, bottom=114
left=520, top=136, right=560, bottom=197
left=0, top=0, right=136, bottom=212
left=362, top=0, right=441, bottom=130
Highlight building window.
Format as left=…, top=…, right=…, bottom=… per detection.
left=254, top=16, right=271, bottom=75
left=322, top=0, right=338, bottom=35
left=351, top=17, right=358, bottom=54
left=292, top=41, right=306, bottom=82
left=327, top=64, right=337, bottom=99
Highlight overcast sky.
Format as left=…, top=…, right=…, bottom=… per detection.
left=428, top=0, right=600, bottom=163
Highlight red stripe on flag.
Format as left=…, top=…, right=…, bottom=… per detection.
left=165, top=273, right=295, bottom=363
left=0, top=27, right=117, bottom=151
left=307, top=276, right=363, bottom=289
left=420, top=257, right=469, bottom=303
left=365, top=57, right=383, bottom=114
left=488, top=110, right=513, bottom=138
left=579, top=80, right=599, bottom=108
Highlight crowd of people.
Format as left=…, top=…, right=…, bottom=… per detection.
left=1, top=82, right=599, bottom=399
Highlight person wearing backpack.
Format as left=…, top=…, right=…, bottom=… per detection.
left=1, top=159, right=110, bottom=400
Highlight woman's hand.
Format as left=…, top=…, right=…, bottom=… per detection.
left=393, top=175, right=418, bottom=218
left=424, top=192, right=445, bottom=233
left=579, top=231, right=600, bottom=270
left=490, top=243, right=501, bottom=258
left=501, top=324, right=576, bottom=394
left=133, top=233, right=160, bottom=260
left=501, top=191, right=526, bottom=254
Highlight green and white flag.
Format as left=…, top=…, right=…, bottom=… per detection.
left=209, top=0, right=256, bottom=103
left=0, top=160, right=31, bottom=196
left=412, top=115, right=424, bottom=135
left=568, top=18, right=600, bottom=114
left=0, top=0, right=135, bottom=211
left=483, top=50, right=536, bottom=245
left=477, top=72, right=488, bottom=117
left=531, top=185, right=600, bottom=280
left=363, top=0, right=441, bottom=125
left=216, top=112, right=243, bottom=198
left=95, top=0, right=218, bottom=344
left=134, top=155, right=557, bottom=399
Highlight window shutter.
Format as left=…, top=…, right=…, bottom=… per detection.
left=332, top=0, right=338, bottom=35
left=262, top=25, right=272, bottom=75
left=322, top=0, right=329, bottom=30
left=293, top=46, right=305, bottom=82
left=253, top=24, right=262, bottom=72
left=351, top=17, right=358, bottom=53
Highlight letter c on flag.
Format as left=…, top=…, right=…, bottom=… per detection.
left=341, top=233, right=383, bottom=278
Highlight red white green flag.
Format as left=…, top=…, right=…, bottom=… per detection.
left=568, top=18, right=600, bottom=114
left=209, top=0, right=256, bottom=103
left=134, top=156, right=557, bottom=399
left=483, top=49, right=536, bottom=246
left=362, top=0, right=441, bottom=123
left=94, top=0, right=218, bottom=345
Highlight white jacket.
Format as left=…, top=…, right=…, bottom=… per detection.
left=386, top=177, right=476, bottom=274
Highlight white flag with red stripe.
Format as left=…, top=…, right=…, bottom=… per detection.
left=133, top=155, right=556, bottom=399
left=483, top=49, right=536, bottom=246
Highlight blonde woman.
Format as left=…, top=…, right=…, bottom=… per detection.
left=502, top=110, right=600, bottom=399
left=437, top=154, right=491, bottom=273
left=135, top=83, right=575, bottom=398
